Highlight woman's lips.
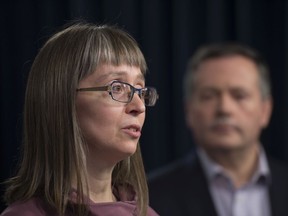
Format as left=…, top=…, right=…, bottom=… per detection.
left=122, top=125, right=142, bottom=138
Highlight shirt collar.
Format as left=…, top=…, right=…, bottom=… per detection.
left=197, top=146, right=271, bottom=185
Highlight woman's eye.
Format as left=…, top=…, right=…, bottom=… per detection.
left=140, top=89, right=147, bottom=98
left=112, top=84, right=124, bottom=94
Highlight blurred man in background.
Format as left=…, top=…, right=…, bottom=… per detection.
left=149, top=43, right=288, bottom=216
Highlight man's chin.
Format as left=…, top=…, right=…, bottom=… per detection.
left=202, top=139, right=243, bottom=151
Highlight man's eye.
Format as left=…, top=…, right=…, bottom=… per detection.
left=199, top=92, right=215, bottom=100
left=234, top=93, right=247, bottom=100
left=232, top=90, right=249, bottom=100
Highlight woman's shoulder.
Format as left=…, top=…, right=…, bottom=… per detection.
left=1, top=198, right=53, bottom=216
left=87, top=201, right=159, bottom=216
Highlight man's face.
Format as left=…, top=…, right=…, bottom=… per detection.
left=185, top=55, right=272, bottom=152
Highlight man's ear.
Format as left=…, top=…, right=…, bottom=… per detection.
left=261, top=96, right=273, bottom=128
left=184, top=101, right=194, bottom=128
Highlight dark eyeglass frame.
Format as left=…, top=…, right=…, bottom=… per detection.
left=76, top=80, right=159, bottom=106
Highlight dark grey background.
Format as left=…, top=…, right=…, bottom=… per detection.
left=1, top=0, right=288, bottom=211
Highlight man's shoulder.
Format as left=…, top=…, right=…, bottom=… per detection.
left=148, top=151, right=216, bottom=216
left=265, top=156, right=288, bottom=216
left=268, top=156, right=288, bottom=185
left=148, top=151, right=201, bottom=186
left=268, top=156, right=288, bottom=171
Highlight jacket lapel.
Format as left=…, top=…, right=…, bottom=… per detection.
left=268, top=157, right=288, bottom=216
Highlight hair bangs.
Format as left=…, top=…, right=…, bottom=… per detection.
left=90, top=27, right=147, bottom=75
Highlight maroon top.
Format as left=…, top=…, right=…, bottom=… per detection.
left=1, top=188, right=159, bottom=216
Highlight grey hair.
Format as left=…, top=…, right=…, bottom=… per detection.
left=183, top=43, right=272, bottom=100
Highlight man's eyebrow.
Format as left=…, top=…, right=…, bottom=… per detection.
left=198, top=86, right=218, bottom=91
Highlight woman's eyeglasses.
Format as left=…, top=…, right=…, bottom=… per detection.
left=77, top=80, right=159, bottom=106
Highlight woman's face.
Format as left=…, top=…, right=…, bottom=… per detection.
left=76, top=64, right=146, bottom=165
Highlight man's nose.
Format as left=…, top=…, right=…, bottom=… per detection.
left=216, top=94, right=235, bottom=115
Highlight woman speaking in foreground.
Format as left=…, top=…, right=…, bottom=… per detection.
left=1, top=22, right=159, bottom=216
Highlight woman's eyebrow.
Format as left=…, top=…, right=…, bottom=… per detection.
left=136, top=73, right=145, bottom=81
left=97, top=71, right=145, bottom=82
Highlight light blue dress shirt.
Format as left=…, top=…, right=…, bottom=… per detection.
left=198, top=147, right=271, bottom=216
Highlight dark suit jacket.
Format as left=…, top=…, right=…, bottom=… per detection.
left=148, top=153, right=288, bottom=216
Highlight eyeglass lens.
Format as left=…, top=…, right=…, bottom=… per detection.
left=111, top=82, right=157, bottom=106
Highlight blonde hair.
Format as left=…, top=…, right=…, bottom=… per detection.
left=4, top=22, right=149, bottom=216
